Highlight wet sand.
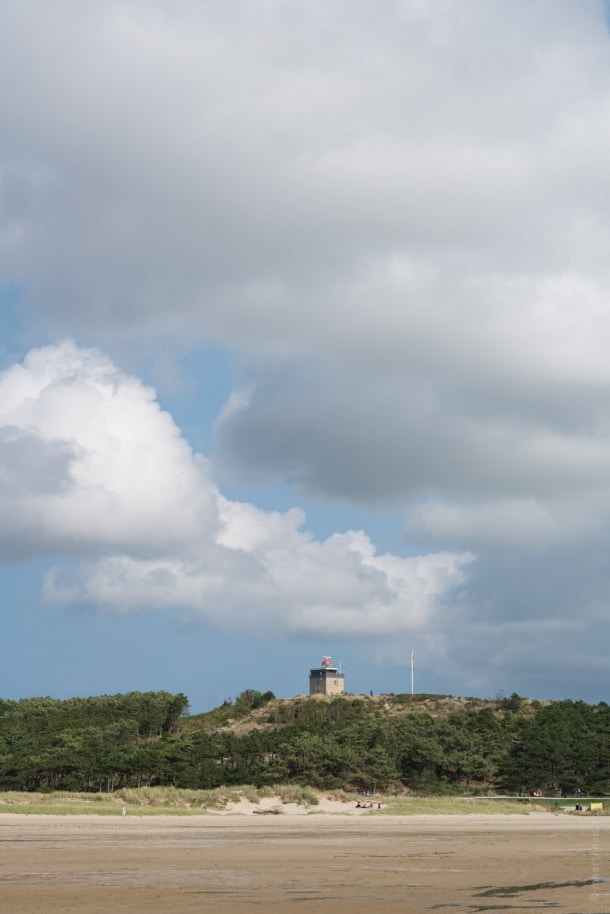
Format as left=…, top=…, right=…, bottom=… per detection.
left=1, top=812, right=609, bottom=913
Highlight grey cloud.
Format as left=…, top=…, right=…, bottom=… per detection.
left=2, top=1, right=610, bottom=351
left=431, top=539, right=610, bottom=699
left=0, top=426, right=79, bottom=495
left=213, top=358, right=610, bottom=508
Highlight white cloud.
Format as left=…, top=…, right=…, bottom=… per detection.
left=43, top=522, right=472, bottom=638
left=1, top=342, right=472, bottom=638
left=0, top=341, right=215, bottom=557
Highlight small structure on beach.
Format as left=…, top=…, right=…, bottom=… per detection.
left=309, top=657, right=345, bottom=696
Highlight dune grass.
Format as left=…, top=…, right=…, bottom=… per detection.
left=0, top=788, right=603, bottom=816
left=377, top=796, right=549, bottom=815
left=0, top=791, right=123, bottom=816
left=0, top=784, right=322, bottom=816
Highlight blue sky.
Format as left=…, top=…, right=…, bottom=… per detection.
left=3, top=1, right=610, bottom=713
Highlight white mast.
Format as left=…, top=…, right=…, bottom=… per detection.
left=411, top=649, right=414, bottom=695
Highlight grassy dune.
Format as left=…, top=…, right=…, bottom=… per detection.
left=0, top=785, right=321, bottom=816
left=0, top=787, right=597, bottom=816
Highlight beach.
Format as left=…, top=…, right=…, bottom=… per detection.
left=1, top=808, right=609, bottom=913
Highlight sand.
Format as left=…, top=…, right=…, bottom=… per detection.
left=1, top=809, right=609, bottom=913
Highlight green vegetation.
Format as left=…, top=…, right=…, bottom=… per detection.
left=1, top=688, right=610, bottom=798
left=0, top=788, right=541, bottom=816
left=0, top=785, right=286, bottom=816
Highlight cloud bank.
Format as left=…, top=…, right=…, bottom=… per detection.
left=3, top=2, right=610, bottom=696
left=0, top=342, right=472, bottom=641
left=3, top=1, right=610, bottom=549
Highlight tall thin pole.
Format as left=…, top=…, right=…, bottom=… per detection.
left=411, top=649, right=414, bottom=696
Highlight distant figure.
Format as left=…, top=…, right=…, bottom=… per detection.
left=121, top=805, right=126, bottom=817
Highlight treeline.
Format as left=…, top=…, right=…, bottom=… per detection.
left=2, top=690, right=610, bottom=795
left=0, top=692, right=190, bottom=792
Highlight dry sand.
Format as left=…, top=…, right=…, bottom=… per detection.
left=1, top=808, right=610, bottom=913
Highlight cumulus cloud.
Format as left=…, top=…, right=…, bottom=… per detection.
left=0, top=341, right=215, bottom=558
left=43, top=520, right=471, bottom=638
left=1, top=343, right=472, bottom=639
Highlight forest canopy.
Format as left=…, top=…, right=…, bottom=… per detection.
left=1, top=690, right=609, bottom=796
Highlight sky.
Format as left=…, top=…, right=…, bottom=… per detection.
left=2, top=1, right=610, bottom=712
